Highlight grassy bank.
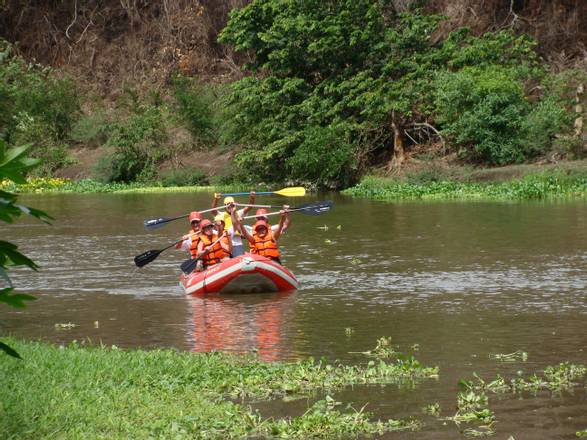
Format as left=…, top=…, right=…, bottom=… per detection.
left=0, top=177, right=249, bottom=195
left=343, top=171, right=587, bottom=201
left=2, top=338, right=587, bottom=439
left=0, top=338, right=436, bottom=439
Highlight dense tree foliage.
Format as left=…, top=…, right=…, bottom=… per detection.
left=219, top=0, right=573, bottom=187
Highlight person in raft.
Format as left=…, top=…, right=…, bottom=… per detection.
left=195, top=219, right=231, bottom=271
left=231, top=205, right=291, bottom=265
left=213, top=213, right=233, bottom=258
left=175, top=211, right=202, bottom=260
left=211, top=192, right=256, bottom=257
left=244, top=207, right=291, bottom=236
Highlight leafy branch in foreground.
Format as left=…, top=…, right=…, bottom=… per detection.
left=0, top=139, right=51, bottom=357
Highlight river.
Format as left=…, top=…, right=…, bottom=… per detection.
left=3, top=192, right=587, bottom=438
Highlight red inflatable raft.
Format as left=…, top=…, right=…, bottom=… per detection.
left=179, top=253, right=299, bottom=295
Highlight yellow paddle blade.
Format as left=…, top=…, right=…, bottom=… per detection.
left=274, top=186, right=306, bottom=197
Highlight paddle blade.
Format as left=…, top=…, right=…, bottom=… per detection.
left=134, top=249, right=162, bottom=268
left=144, top=218, right=171, bottom=230
left=274, top=187, right=306, bottom=197
left=297, top=200, right=333, bottom=215
left=180, top=258, right=199, bottom=275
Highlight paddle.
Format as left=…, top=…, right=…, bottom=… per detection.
left=180, top=233, right=226, bottom=275
left=241, top=201, right=333, bottom=219
left=134, top=239, right=183, bottom=268
left=143, top=207, right=221, bottom=230
left=220, top=187, right=306, bottom=197
left=236, top=201, right=332, bottom=215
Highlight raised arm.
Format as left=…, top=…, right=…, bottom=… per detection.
left=232, top=204, right=254, bottom=244
left=273, top=208, right=289, bottom=241
left=281, top=204, right=292, bottom=233
left=241, top=191, right=256, bottom=215
left=211, top=192, right=221, bottom=216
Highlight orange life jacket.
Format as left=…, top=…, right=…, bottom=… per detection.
left=219, top=234, right=232, bottom=259
left=188, top=231, right=201, bottom=259
left=199, top=233, right=224, bottom=267
left=252, top=229, right=280, bottom=260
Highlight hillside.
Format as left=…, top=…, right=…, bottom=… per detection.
left=0, top=0, right=585, bottom=187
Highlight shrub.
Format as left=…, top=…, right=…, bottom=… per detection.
left=70, top=112, right=110, bottom=148
left=172, top=75, right=216, bottom=144
left=0, top=40, right=79, bottom=174
left=287, top=125, right=357, bottom=188
left=98, top=105, right=168, bottom=183
left=160, top=168, right=209, bottom=187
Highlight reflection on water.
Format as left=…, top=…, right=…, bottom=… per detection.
left=188, top=292, right=295, bottom=362
left=3, top=192, right=587, bottom=439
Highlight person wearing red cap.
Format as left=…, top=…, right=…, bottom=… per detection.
left=195, top=219, right=231, bottom=271
left=176, top=211, right=203, bottom=259
left=232, top=206, right=290, bottom=264
left=243, top=207, right=291, bottom=236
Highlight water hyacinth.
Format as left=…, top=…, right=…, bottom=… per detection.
left=0, top=338, right=437, bottom=439
left=343, top=172, right=587, bottom=201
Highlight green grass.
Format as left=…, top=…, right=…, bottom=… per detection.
left=0, top=338, right=436, bottom=439
left=343, top=171, right=587, bottom=201
left=0, top=178, right=251, bottom=195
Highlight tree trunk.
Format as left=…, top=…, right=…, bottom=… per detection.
left=386, top=116, right=405, bottom=173
left=574, top=83, right=584, bottom=153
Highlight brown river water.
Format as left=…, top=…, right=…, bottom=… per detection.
left=2, top=191, right=587, bottom=439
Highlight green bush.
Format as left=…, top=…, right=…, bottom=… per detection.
left=434, top=66, right=570, bottom=165
left=97, top=105, right=168, bottom=183
left=70, top=112, right=110, bottom=148
left=287, top=125, right=356, bottom=188
left=172, top=75, right=216, bottom=144
left=0, top=40, right=79, bottom=171
left=160, top=167, right=209, bottom=186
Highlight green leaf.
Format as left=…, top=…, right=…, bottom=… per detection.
left=0, top=341, right=22, bottom=359
left=0, top=287, right=36, bottom=308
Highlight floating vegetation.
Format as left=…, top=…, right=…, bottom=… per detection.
left=350, top=257, right=362, bottom=265
left=489, top=350, right=528, bottom=362
left=345, top=327, right=355, bottom=337
left=351, top=337, right=398, bottom=359
left=0, top=337, right=437, bottom=439
left=0, top=177, right=249, bottom=194
left=577, top=429, right=587, bottom=437
left=343, top=172, right=587, bottom=201
left=423, top=402, right=440, bottom=416
left=317, top=224, right=329, bottom=231
left=324, top=239, right=333, bottom=244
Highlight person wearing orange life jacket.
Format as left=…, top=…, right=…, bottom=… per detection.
left=213, top=213, right=233, bottom=260
left=195, top=219, right=230, bottom=271
left=176, top=211, right=202, bottom=259
left=244, top=207, right=291, bottom=238
left=211, top=191, right=256, bottom=257
left=233, top=206, right=290, bottom=265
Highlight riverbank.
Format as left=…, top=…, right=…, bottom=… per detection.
left=0, top=177, right=247, bottom=195
left=343, top=169, right=587, bottom=201
left=1, top=338, right=435, bottom=439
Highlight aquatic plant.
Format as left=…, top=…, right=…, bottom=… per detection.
left=343, top=172, right=587, bottom=201
left=0, top=177, right=251, bottom=194
left=0, top=338, right=437, bottom=439
left=352, top=336, right=398, bottom=359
